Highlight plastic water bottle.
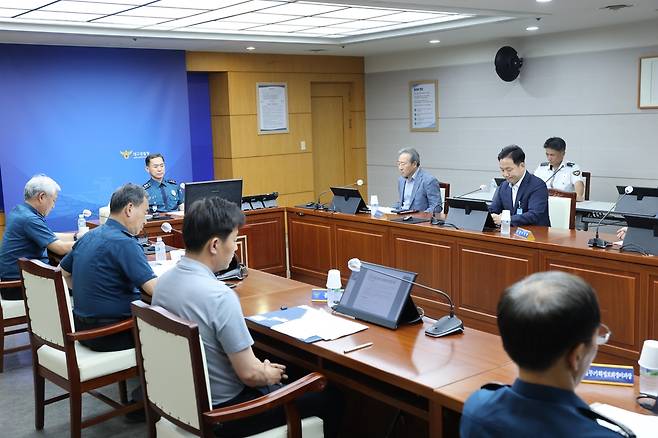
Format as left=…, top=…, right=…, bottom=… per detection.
left=370, top=195, right=379, bottom=218
left=77, top=214, right=86, bottom=232
left=154, top=237, right=166, bottom=262
left=501, top=210, right=511, bottom=236
left=326, top=269, right=343, bottom=309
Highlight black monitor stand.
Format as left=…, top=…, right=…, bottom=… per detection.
left=622, top=214, right=658, bottom=256
left=446, top=198, right=496, bottom=232
left=330, top=187, right=368, bottom=214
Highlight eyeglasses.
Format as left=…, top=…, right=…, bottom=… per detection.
left=396, top=161, right=411, bottom=166
left=596, top=323, right=611, bottom=345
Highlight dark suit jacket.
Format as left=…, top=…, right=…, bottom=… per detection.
left=392, top=168, right=442, bottom=213
left=489, top=172, right=551, bottom=226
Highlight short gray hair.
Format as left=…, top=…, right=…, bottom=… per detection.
left=398, top=147, right=420, bottom=166
left=110, top=183, right=148, bottom=214
left=24, top=174, right=61, bottom=200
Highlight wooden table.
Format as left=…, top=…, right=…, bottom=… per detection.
left=234, top=271, right=648, bottom=437
left=286, top=207, right=658, bottom=368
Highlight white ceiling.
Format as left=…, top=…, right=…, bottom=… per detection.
left=0, top=0, right=657, bottom=56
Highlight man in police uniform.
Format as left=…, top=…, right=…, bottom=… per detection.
left=142, top=153, right=183, bottom=212
left=460, top=272, right=628, bottom=438
left=0, top=174, right=75, bottom=300
left=534, top=137, right=586, bottom=201
left=60, top=183, right=157, bottom=352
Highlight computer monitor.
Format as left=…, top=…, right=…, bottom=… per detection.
left=329, top=187, right=368, bottom=214
left=445, top=198, right=497, bottom=231
left=615, top=186, right=658, bottom=216
left=621, top=214, right=658, bottom=256
left=333, top=261, right=421, bottom=329
left=494, top=177, right=506, bottom=186
left=184, top=179, right=243, bottom=214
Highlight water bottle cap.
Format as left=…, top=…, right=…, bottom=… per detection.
left=78, top=214, right=84, bottom=218
left=156, top=236, right=163, bottom=242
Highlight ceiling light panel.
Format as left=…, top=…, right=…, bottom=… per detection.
left=93, top=15, right=168, bottom=25
left=262, top=2, right=344, bottom=16
left=318, top=7, right=393, bottom=20
left=331, top=19, right=393, bottom=30
left=73, top=0, right=147, bottom=4
left=0, top=0, right=51, bottom=8
left=17, top=10, right=102, bottom=22
left=120, top=6, right=205, bottom=18
left=282, top=16, right=350, bottom=26
left=220, top=12, right=294, bottom=24
left=376, top=11, right=446, bottom=22
left=0, top=8, right=26, bottom=18
left=152, top=0, right=253, bottom=8
left=40, top=1, right=134, bottom=15
left=186, top=20, right=253, bottom=30
left=248, top=23, right=311, bottom=32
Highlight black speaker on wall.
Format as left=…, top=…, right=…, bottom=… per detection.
left=495, top=46, right=523, bottom=82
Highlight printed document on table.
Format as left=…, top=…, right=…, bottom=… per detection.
left=260, top=305, right=367, bottom=341
left=591, top=402, right=657, bottom=437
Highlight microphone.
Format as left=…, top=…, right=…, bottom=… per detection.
left=347, top=258, right=464, bottom=337
left=457, top=184, right=488, bottom=198
left=588, top=186, right=633, bottom=248
left=160, top=222, right=182, bottom=235
left=544, top=164, right=564, bottom=186
left=344, top=179, right=365, bottom=189
left=81, top=209, right=92, bottom=218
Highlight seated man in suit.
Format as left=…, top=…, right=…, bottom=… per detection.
left=460, top=271, right=622, bottom=437
left=490, top=145, right=551, bottom=227
left=60, top=183, right=157, bottom=351
left=392, top=147, right=442, bottom=213
left=153, top=197, right=341, bottom=437
left=0, top=174, right=75, bottom=300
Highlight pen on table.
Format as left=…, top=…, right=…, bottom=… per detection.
left=343, top=342, right=373, bottom=354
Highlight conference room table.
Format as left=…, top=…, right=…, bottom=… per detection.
left=231, top=270, right=647, bottom=437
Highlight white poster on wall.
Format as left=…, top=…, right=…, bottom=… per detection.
left=409, top=80, right=438, bottom=131
left=257, top=82, right=289, bottom=134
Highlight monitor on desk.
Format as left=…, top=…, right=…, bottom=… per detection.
left=184, top=179, right=243, bottom=214
left=621, top=214, right=658, bottom=256
left=615, top=186, right=658, bottom=216
left=329, top=187, right=368, bottom=214
left=446, top=198, right=497, bottom=232
left=334, top=262, right=420, bottom=329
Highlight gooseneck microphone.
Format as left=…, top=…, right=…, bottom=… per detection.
left=588, top=186, right=633, bottom=248
left=348, top=258, right=464, bottom=337
left=457, top=184, right=488, bottom=199
left=311, top=179, right=364, bottom=210
left=161, top=222, right=182, bottom=235
left=544, top=164, right=564, bottom=186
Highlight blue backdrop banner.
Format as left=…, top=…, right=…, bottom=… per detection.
left=0, top=44, right=192, bottom=231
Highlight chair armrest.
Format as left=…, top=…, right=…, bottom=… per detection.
left=0, top=280, right=22, bottom=289
left=203, top=372, right=327, bottom=425
left=67, top=318, right=133, bottom=341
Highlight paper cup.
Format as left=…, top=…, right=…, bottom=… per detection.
left=639, top=340, right=658, bottom=396
left=326, top=269, right=342, bottom=290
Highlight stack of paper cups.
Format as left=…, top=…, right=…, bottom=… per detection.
left=639, top=339, right=658, bottom=396
left=326, top=269, right=342, bottom=309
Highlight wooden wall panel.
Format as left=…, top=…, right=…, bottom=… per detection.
left=288, top=214, right=333, bottom=282
left=352, top=111, right=366, bottom=149
left=187, top=52, right=364, bottom=74
left=227, top=72, right=311, bottom=115
left=208, top=72, right=229, bottom=116
left=335, top=224, right=388, bottom=280
left=240, top=212, right=286, bottom=274
left=211, top=115, right=232, bottom=158
left=546, top=257, right=642, bottom=358
left=0, top=212, right=5, bottom=243
left=650, top=276, right=658, bottom=340
left=277, top=192, right=314, bottom=208
left=458, top=244, right=536, bottom=325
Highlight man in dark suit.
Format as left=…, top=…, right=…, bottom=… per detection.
left=489, top=145, right=550, bottom=227
left=392, top=147, right=442, bottom=213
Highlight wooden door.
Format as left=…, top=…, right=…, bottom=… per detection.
left=311, top=83, right=351, bottom=200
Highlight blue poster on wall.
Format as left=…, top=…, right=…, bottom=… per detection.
left=0, top=44, right=192, bottom=231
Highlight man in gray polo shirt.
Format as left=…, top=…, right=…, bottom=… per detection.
left=153, top=197, right=340, bottom=437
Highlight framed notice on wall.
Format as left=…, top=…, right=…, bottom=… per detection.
left=409, top=80, right=438, bottom=131
left=639, top=55, right=658, bottom=109
left=257, top=82, right=289, bottom=134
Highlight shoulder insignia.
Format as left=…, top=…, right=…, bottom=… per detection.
left=566, top=162, right=575, bottom=167
left=480, top=382, right=510, bottom=391
left=573, top=170, right=581, bottom=176
left=167, top=179, right=177, bottom=185
left=143, top=182, right=151, bottom=189
left=540, top=162, right=549, bottom=166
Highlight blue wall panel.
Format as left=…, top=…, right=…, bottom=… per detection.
left=187, top=72, right=214, bottom=182
left=0, top=44, right=192, bottom=230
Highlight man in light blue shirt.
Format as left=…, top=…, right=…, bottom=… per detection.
left=392, top=147, right=442, bottom=213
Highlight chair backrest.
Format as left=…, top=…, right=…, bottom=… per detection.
left=18, top=258, right=73, bottom=348
left=582, top=171, right=591, bottom=200
left=439, top=182, right=450, bottom=213
left=548, top=189, right=576, bottom=229
left=132, top=301, right=211, bottom=434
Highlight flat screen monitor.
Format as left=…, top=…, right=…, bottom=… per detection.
left=621, top=214, right=658, bottom=256
left=333, top=262, right=420, bottom=329
left=614, top=186, right=658, bottom=216
left=446, top=197, right=497, bottom=231
left=184, top=179, right=243, bottom=214
left=329, top=187, right=368, bottom=214
left=494, top=177, right=506, bottom=186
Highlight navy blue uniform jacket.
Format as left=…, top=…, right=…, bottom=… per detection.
left=489, top=172, right=551, bottom=227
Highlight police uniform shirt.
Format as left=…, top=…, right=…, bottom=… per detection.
left=60, top=218, right=156, bottom=319
left=0, top=203, right=57, bottom=280
left=143, top=177, right=182, bottom=212
left=534, top=159, right=584, bottom=193
left=460, top=379, right=623, bottom=438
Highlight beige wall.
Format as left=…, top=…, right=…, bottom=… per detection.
left=186, top=52, right=366, bottom=206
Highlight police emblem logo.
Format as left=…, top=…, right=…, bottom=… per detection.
left=120, top=150, right=132, bottom=159
left=171, top=189, right=177, bottom=196
left=573, top=170, right=581, bottom=176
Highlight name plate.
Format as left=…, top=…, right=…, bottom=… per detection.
left=514, top=227, right=535, bottom=241
left=311, top=289, right=328, bottom=302
left=582, top=363, right=634, bottom=386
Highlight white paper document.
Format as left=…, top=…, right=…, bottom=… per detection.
left=591, top=402, right=658, bottom=437
left=148, top=259, right=178, bottom=277
left=271, top=305, right=368, bottom=341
